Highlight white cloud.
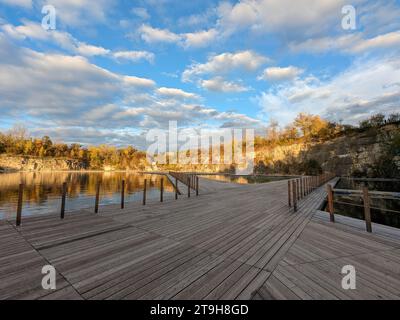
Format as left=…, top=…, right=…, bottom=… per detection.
left=258, top=57, right=400, bottom=125
left=182, top=28, right=218, bottom=48
left=1, top=21, right=156, bottom=63
left=75, top=43, right=110, bottom=56
left=113, top=50, right=155, bottom=63
left=0, top=32, right=262, bottom=144
left=131, top=7, right=150, bottom=20
left=139, top=24, right=181, bottom=44
left=40, top=0, right=112, bottom=27
left=1, top=21, right=110, bottom=57
left=157, top=87, right=199, bottom=100
left=350, top=31, right=400, bottom=53
left=123, top=76, right=156, bottom=88
left=178, top=8, right=217, bottom=28
left=201, top=77, right=249, bottom=93
left=258, top=66, right=304, bottom=82
left=139, top=24, right=217, bottom=49
left=182, top=50, right=269, bottom=82
left=217, top=0, right=351, bottom=37
left=0, top=0, right=31, bottom=8
left=289, top=31, right=400, bottom=54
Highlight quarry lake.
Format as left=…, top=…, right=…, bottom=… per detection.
left=0, top=172, right=174, bottom=220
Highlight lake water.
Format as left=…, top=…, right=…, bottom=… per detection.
left=0, top=172, right=173, bottom=220
left=199, top=174, right=291, bottom=184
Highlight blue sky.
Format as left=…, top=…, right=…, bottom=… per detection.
left=0, top=0, right=399, bottom=147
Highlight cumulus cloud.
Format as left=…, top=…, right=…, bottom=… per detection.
left=1, top=21, right=155, bottom=63
left=258, top=66, right=304, bottom=82
left=139, top=24, right=217, bottom=48
left=123, top=76, right=156, bottom=88
left=113, top=50, right=155, bottom=63
left=182, top=50, right=269, bottom=82
left=139, top=24, right=181, bottom=44
left=257, top=57, right=400, bottom=125
left=350, top=31, right=400, bottom=53
left=289, top=31, right=400, bottom=54
left=1, top=21, right=110, bottom=57
left=131, top=7, right=150, bottom=20
left=39, top=0, right=112, bottom=27
left=0, top=0, right=31, bottom=8
left=0, top=33, right=261, bottom=146
left=201, top=77, right=249, bottom=93
left=156, top=87, right=200, bottom=100
left=182, top=28, right=218, bottom=48
left=217, top=0, right=350, bottom=38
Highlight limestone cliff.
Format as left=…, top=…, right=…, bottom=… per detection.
left=255, top=124, right=400, bottom=176
left=0, top=155, right=87, bottom=172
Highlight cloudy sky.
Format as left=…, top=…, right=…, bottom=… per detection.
left=0, top=0, right=399, bottom=147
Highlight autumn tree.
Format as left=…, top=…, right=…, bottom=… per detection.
left=294, top=113, right=329, bottom=140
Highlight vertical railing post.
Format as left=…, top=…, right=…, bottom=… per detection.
left=95, top=182, right=100, bottom=213
left=293, top=180, right=297, bottom=212
left=327, top=184, right=335, bottom=222
left=297, top=179, right=301, bottom=200
left=16, top=183, right=23, bottom=226
left=121, top=179, right=125, bottom=209
left=160, top=178, right=164, bottom=202
left=288, top=180, right=292, bottom=207
left=143, top=179, right=147, bottom=205
left=175, top=177, right=178, bottom=200
left=196, top=176, right=199, bottom=196
left=363, top=187, right=372, bottom=233
left=61, top=182, right=67, bottom=219
left=187, top=177, right=191, bottom=198
left=300, top=178, right=304, bottom=198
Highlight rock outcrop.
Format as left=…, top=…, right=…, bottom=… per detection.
left=0, top=155, right=87, bottom=172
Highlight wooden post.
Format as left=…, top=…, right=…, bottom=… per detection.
left=160, top=178, right=164, bottom=202
left=16, top=183, right=23, bottom=226
left=196, top=176, right=199, bottom=196
left=121, top=179, right=125, bottom=209
left=61, top=182, right=67, bottom=219
left=143, top=179, right=147, bottom=205
left=297, top=179, right=301, bottom=200
left=300, top=178, right=304, bottom=198
left=95, top=182, right=100, bottom=213
left=175, top=178, right=178, bottom=200
left=293, top=180, right=298, bottom=212
left=363, top=187, right=372, bottom=233
left=288, top=180, right=292, bottom=207
left=327, top=184, right=335, bottom=223
left=187, top=177, right=191, bottom=198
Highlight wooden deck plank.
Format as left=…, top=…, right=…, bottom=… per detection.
left=1, top=176, right=400, bottom=300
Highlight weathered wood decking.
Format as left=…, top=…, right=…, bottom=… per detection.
left=1, top=177, right=400, bottom=300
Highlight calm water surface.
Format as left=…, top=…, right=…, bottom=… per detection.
left=0, top=172, right=173, bottom=220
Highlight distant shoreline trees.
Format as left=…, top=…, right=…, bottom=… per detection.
left=0, top=127, right=147, bottom=170
left=1, top=112, right=399, bottom=173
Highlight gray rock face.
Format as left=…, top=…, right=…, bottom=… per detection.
left=0, top=155, right=86, bottom=171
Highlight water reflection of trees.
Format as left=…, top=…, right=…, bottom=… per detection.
left=0, top=172, right=173, bottom=206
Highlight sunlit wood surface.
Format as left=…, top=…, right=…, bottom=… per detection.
left=1, top=177, right=400, bottom=300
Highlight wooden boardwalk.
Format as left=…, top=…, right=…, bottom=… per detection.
left=1, top=177, right=400, bottom=300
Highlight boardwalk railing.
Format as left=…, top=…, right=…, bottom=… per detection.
left=288, top=173, right=336, bottom=212
left=326, top=186, right=400, bottom=233
left=13, top=173, right=200, bottom=227
left=169, top=171, right=199, bottom=197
